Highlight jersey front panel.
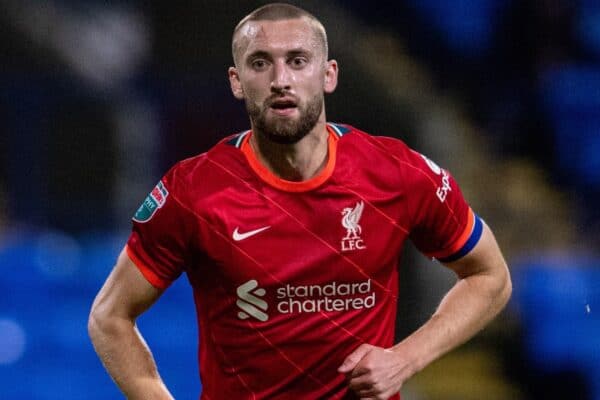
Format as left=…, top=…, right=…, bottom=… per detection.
left=126, top=124, right=482, bottom=400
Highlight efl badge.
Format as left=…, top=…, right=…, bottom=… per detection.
left=133, top=181, right=169, bottom=223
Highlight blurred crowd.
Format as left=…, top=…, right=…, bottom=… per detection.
left=0, top=1, right=599, bottom=399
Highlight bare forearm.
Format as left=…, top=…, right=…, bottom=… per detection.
left=391, top=264, right=512, bottom=377
left=338, top=269, right=511, bottom=399
left=88, top=314, right=173, bottom=400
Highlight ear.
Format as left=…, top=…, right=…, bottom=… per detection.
left=323, top=60, right=338, bottom=94
left=228, top=66, right=245, bottom=100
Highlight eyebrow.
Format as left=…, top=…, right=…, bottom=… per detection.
left=246, top=50, right=272, bottom=61
left=246, top=48, right=312, bottom=61
left=287, top=49, right=311, bottom=58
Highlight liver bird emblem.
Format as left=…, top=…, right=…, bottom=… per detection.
left=341, top=201, right=364, bottom=240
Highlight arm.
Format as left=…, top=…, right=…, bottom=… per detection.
left=88, top=248, right=174, bottom=400
left=338, top=223, right=512, bottom=399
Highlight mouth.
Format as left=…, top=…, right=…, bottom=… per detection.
left=268, top=99, right=298, bottom=116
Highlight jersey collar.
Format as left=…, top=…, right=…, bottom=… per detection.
left=240, top=124, right=340, bottom=192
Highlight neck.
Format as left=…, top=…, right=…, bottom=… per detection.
left=250, top=119, right=329, bottom=181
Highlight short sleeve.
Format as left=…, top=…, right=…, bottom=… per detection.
left=126, top=165, right=195, bottom=289
left=407, top=151, right=483, bottom=263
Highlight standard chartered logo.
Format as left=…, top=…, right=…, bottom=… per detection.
left=276, top=280, right=375, bottom=313
left=236, top=279, right=376, bottom=321
left=237, top=280, right=269, bottom=322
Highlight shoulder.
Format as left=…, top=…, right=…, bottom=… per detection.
left=169, top=130, right=249, bottom=182
left=335, top=123, right=412, bottom=158
left=336, top=123, right=438, bottom=182
left=163, top=132, right=251, bottom=199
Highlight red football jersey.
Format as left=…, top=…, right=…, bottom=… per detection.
left=126, top=123, right=483, bottom=400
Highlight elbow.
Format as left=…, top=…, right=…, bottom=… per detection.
left=503, top=268, right=513, bottom=305
left=496, top=263, right=513, bottom=312
left=88, top=301, right=115, bottom=345
left=88, top=300, right=134, bottom=345
left=88, top=305, right=104, bottom=344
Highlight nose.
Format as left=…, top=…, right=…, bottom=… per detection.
left=271, top=60, right=291, bottom=93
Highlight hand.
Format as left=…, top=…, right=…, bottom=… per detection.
left=337, top=343, right=408, bottom=400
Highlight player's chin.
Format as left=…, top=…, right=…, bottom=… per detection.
left=265, top=131, right=306, bottom=144
left=264, top=125, right=308, bottom=144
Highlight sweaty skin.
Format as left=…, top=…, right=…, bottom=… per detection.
left=338, top=223, right=511, bottom=399
left=229, top=18, right=338, bottom=181
left=88, top=249, right=173, bottom=399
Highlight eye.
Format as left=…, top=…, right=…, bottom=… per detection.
left=290, top=57, right=308, bottom=68
left=251, top=59, right=268, bottom=71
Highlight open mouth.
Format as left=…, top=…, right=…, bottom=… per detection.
left=270, top=100, right=297, bottom=111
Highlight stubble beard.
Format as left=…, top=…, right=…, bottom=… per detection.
left=246, top=94, right=324, bottom=145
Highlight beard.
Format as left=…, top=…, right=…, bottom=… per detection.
left=246, top=93, right=324, bottom=145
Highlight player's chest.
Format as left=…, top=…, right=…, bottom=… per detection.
left=194, top=187, right=409, bottom=283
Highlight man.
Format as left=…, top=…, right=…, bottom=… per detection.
left=88, top=3, right=512, bottom=400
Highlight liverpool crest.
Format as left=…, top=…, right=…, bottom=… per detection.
left=341, top=201, right=366, bottom=251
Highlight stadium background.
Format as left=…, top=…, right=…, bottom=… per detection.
left=1, top=0, right=599, bottom=399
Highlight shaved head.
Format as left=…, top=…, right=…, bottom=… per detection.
left=232, top=3, right=328, bottom=66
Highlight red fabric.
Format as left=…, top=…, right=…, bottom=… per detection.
left=126, top=124, right=476, bottom=399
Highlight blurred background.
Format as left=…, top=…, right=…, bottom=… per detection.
left=0, top=0, right=599, bottom=399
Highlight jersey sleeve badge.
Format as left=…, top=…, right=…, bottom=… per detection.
left=133, top=181, right=169, bottom=223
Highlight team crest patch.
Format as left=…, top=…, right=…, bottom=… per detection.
left=341, top=201, right=366, bottom=252
left=133, top=181, right=169, bottom=223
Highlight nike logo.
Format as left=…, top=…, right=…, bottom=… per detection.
left=232, top=226, right=271, bottom=241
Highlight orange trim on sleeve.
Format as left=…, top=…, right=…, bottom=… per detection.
left=240, top=126, right=338, bottom=192
left=126, top=245, right=170, bottom=290
left=426, top=208, right=475, bottom=259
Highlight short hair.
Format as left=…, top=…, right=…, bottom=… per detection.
left=232, top=3, right=328, bottom=65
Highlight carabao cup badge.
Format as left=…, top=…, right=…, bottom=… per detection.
left=133, top=181, right=169, bottom=223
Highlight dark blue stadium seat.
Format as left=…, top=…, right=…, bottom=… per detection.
left=539, top=65, right=600, bottom=188
left=577, top=0, right=600, bottom=60
left=405, top=0, right=508, bottom=56
left=0, top=231, right=201, bottom=399
left=512, top=256, right=600, bottom=399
